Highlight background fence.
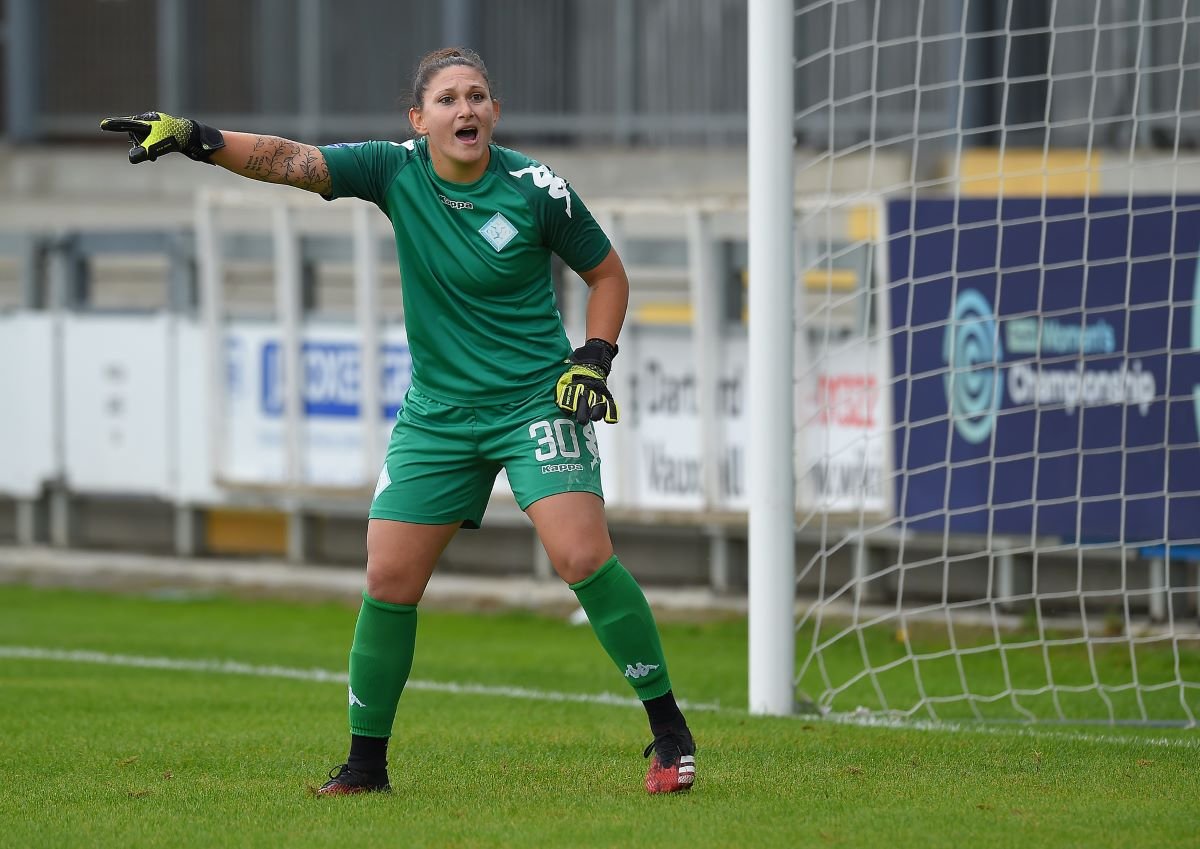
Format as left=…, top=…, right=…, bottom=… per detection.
left=4, top=0, right=1200, bottom=150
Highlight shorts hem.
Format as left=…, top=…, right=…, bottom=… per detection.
left=368, top=508, right=480, bottom=527
left=517, top=486, right=605, bottom=512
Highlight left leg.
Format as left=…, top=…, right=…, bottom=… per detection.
left=491, top=394, right=695, bottom=793
left=526, top=492, right=696, bottom=793
left=527, top=493, right=670, bottom=701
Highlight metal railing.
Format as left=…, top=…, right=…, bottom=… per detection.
left=8, top=0, right=1199, bottom=150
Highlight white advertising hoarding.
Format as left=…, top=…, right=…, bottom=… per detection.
left=625, top=327, right=749, bottom=511
left=1, top=313, right=889, bottom=517
left=0, top=313, right=56, bottom=497
left=219, top=322, right=407, bottom=489
left=795, top=337, right=890, bottom=516
left=619, top=328, right=886, bottom=515
left=61, top=314, right=174, bottom=496
left=174, top=320, right=220, bottom=503
left=182, top=321, right=891, bottom=514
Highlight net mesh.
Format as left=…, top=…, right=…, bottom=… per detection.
left=792, top=0, right=1200, bottom=725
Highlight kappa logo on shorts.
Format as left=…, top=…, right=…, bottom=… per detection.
left=479, top=212, right=518, bottom=251
left=540, top=462, right=584, bottom=475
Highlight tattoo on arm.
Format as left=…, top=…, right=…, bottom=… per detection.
left=241, top=136, right=331, bottom=195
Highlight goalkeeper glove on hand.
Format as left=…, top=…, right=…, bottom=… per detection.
left=556, top=338, right=620, bottom=425
left=99, top=111, right=225, bottom=164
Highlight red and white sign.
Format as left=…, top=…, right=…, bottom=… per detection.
left=797, top=338, right=890, bottom=515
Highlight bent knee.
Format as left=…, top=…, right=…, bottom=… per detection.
left=554, top=550, right=613, bottom=586
left=365, top=558, right=429, bottom=605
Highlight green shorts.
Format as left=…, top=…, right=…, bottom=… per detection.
left=369, top=386, right=605, bottom=528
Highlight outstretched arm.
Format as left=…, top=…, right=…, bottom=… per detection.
left=210, top=132, right=331, bottom=195
left=100, top=110, right=331, bottom=195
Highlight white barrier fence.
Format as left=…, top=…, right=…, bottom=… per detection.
left=0, top=192, right=888, bottom=541
left=0, top=311, right=888, bottom=513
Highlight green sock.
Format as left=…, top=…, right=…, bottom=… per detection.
left=570, top=555, right=672, bottom=700
left=347, top=592, right=418, bottom=738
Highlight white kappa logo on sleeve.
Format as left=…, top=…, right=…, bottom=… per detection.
left=509, top=164, right=572, bottom=218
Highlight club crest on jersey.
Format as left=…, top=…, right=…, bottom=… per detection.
left=479, top=212, right=518, bottom=251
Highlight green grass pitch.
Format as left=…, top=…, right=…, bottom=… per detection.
left=2, top=583, right=1198, bottom=849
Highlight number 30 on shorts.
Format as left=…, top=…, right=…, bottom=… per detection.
left=528, top=418, right=586, bottom=461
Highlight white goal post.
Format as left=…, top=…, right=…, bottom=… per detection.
left=754, top=0, right=1200, bottom=724
left=748, top=0, right=797, bottom=716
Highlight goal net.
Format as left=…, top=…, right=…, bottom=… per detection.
left=791, top=0, right=1200, bottom=725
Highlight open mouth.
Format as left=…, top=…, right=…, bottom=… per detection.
left=455, top=127, right=479, bottom=144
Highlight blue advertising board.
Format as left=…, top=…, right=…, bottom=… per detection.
left=260, top=340, right=411, bottom=419
left=887, top=196, right=1200, bottom=542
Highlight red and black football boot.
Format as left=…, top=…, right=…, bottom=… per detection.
left=643, top=725, right=696, bottom=794
left=315, top=763, right=391, bottom=796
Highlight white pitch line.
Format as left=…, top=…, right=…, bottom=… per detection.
left=0, top=646, right=724, bottom=712
left=821, top=711, right=1200, bottom=750
left=3, top=645, right=1197, bottom=749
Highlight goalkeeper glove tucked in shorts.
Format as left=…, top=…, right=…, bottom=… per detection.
left=99, top=111, right=225, bottom=164
left=556, top=338, right=620, bottom=425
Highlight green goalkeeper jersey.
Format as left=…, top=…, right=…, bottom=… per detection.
left=319, top=136, right=611, bottom=406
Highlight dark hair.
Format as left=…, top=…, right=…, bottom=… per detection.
left=411, top=47, right=494, bottom=109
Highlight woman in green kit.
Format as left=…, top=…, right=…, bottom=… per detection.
left=102, top=47, right=695, bottom=796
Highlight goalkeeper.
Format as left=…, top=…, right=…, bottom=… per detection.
left=101, top=47, right=695, bottom=796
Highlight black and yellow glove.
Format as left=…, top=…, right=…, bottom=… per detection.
left=99, top=111, right=225, bottom=164
left=556, top=338, right=620, bottom=425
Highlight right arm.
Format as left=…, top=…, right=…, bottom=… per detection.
left=100, top=112, right=331, bottom=196
left=210, top=132, right=331, bottom=196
